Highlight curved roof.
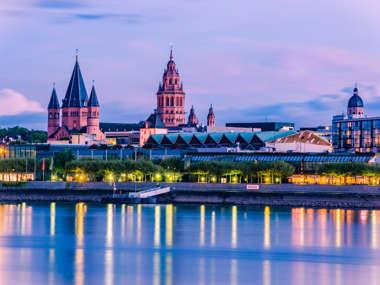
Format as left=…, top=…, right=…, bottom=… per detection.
left=348, top=88, right=364, bottom=108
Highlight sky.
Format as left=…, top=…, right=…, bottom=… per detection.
left=2, top=0, right=380, bottom=130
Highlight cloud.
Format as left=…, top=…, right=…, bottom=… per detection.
left=74, top=13, right=143, bottom=24
left=0, top=89, right=44, bottom=116
left=34, top=0, right=86, bottom=9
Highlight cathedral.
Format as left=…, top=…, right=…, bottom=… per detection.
left=47, top=55, right=104, bottom=143
left=156, top=49, right=216, bottom=128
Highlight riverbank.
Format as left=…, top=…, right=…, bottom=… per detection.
left=0, top=181, right=380, bottom=208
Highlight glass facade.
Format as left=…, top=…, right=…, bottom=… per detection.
left=332, top=116, right=380, bottom=153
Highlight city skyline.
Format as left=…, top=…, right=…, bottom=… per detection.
left=2, top=0, right=380, bottom=129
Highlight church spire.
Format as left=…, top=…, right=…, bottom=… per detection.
left=62, top=54, right=88, bottom=108
left=88, top=82, right=100, bottom=107
left=48, top=85, right=60, bottom=109
left=188, top=105, right=198, bottom=125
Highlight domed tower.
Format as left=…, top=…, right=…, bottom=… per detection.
left=87, top=83, right=101, bottom=138
left=47, top=85, right=60, bottom=137
left=347, top=87, right=364, bottom=118
left=207, top=104, right=215, bottom=128
left=156, top=49, right=186, bottom=127
left=188, top=105, right=198, bottom=125
left=61, top=55, right=89, bottom=131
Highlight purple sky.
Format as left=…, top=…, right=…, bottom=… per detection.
left=2, top=0, right=380, bottom=130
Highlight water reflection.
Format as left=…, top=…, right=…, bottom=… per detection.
left=0, top=203, right=378, bottom=284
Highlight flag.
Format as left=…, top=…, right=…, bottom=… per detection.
left=49, top=158, right=54, bottom=171
left=42, top=159, right=45, bottom=171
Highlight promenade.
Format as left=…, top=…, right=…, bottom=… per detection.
left=0, top=182, right=379, bottom=208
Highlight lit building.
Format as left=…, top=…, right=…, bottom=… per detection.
left=156, top=49, right=186, bottom=127
left=47, top=55, right=105, bottom=144
left=332, top=87, right=380, bottom=153
left=139, top=111, right=168, bottom=146
left=225, top=122, right=295, bottom=132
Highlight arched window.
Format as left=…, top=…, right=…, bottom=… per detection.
left=169, top=79, right=172, bottom=85
left=49, top=113, right=52, bottom=119
left=166, top=97, right=169, bottom=106
left=170, top=97, right=174, bottom=106
left=175, top=79, right=177, bottom=84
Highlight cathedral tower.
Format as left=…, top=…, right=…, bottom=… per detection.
left=188, top=105, right=198, bottom=125
left=61, top=55, right=89, bottom=131
left=47, top=86, right=60, bottom=137
left=207, top=104, right=215, bottom=128
left=87, top=83, right=101, bottom=138
left=156, top=49, right=185, bottom=127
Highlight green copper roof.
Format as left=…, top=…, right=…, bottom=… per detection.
left=256, top=131, right=296, bottom=142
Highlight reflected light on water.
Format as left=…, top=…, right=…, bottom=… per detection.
left=105, top=204, right=114, bottom=285
left=200, top=205, right=205, bottom=246
left=264, top=206, right=270, bottom=249
left=372, top=210, right=378, bottom=249
left=211, top=211, right=215, bottom=247
left=317, top=209, right=328, bottom=247
left=154, top=206, right=161, bottom=248
left=166, top=205, right=173, bottom=248
left=231, top=206, right=237, bottom=248
left=263, top=260, right=270, bottom=285
left=75, top=203, right=86, bottom=285
left=137, top=204, right=141, bottom=245
left=121, top=204, right=125, bottom=239
left=50, top=202, right=55, bottom=236
left=153, top=252, right=160, bottom=285
left=165, top=253, right=173, bottom=285
left=230, top=259, right=237, bottom=285
left=292, top=208, right=304, bottom=247
left=126, top=206, right=134, bottom=241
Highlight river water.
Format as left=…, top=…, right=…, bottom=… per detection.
left=0, top=203, right=378, bottom=284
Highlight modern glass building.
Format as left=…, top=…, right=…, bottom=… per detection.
left=332, top=87, right=380, bottom=153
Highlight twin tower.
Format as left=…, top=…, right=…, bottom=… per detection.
left=47, top=55, right=104, bottom=141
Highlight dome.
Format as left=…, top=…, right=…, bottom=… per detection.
left=348, top=88, right=363, bottom=108
left=348, top=94, right=363, bottom=108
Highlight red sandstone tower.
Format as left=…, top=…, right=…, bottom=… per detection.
left=47, top=86, right=60, bottom=137
left=188, top=105, right=198, bottom=125
left=61, top=55, right=89, bottom=131
left=207, top=104, right=215, bottom=128
left=156, top=49, right=185, bottom=127
left=87, top=83, right=101, bottom=138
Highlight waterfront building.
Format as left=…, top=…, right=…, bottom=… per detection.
left=144, top=130, right=296, bottom=150
left=332, top=87, right=380, bottom=153
left=299, top=125, right=332, bottom=143
left=100, top=122, right=143, bottom=145
left=266, top=130, right=332, bottom=153
left=139, top=111, right=168, bottom=146
left=225, top=122, right=295, bottom=132
left=156, top=49, right=186, bottom=127
left=47, top=55, right=105, bottom=143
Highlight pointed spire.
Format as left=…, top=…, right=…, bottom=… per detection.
left=88, top=83, right=99, bottom=107
left=209, top=104, right=213, bottom=110
left=48, top=85, right=60, bottom=109
left=169, top=46, right=173, bottom=61
left=62, top=55, right=88, bottom=108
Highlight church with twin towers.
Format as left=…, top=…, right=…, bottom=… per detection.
left=47, top=49, right=215, bottom=143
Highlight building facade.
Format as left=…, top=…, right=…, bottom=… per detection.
left=47, top=55, right=104, bottom=143
left=156, top=50, right=186, bottom=127
left=332, top=87, right=380, bottom=153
